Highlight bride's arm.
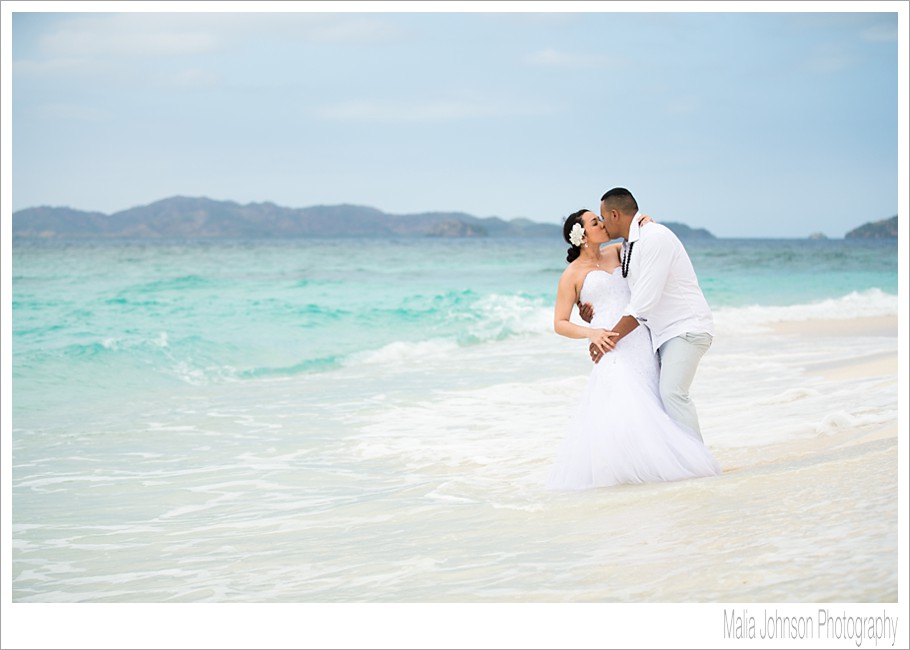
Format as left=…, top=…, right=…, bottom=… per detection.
left=554, top=271, right=616, bottom=353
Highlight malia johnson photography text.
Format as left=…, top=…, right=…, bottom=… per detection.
left=724, top=608, right=899, bottom=646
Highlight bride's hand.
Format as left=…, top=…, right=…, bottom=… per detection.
left=588, top=329, right=617, bottom=355
left=638, top=214, right=655, bottom=226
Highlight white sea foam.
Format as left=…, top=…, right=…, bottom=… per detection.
left=361, top=290, right=898, bottom=371
left=352, top=338, right=461, bottom=366
left=713, top=288, right=898, bottom=333
left=468, top=293, right=553, bottom=338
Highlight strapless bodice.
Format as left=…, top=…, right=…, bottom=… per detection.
left=579, top=269, right=631, bottom=331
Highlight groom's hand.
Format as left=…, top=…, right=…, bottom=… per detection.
left=577, top=301, right=594, bottom=323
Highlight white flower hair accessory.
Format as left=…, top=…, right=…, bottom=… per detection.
left=568, top=223, right=585, bottom=247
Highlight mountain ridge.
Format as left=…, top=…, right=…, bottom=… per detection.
left=844, top=215, right=898, bottom=239
left=12, top=197, right=899, bottom=240
left=13, top=195, right=713, bottom=240
left=13, top=196, right=560, bottom=239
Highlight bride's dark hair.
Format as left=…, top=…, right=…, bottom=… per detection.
left=563, top=209, right=589, bottom=263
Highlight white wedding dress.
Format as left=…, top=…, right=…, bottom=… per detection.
left=546, top=269, right=721, bottom=490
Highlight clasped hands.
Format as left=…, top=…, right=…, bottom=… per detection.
left=576, top=301, right=617, bottom=364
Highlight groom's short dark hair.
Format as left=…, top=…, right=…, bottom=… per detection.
left=601, top=187, right=639, bottom=215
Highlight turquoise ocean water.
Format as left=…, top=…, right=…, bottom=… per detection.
left=10, top=236, right=900, bottom=606
left=12, top=237, right=897, bottom=418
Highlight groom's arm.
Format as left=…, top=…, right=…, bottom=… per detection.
left=589, top=315, right=640, bottom=363
left=624, top=227, right=674, bottom=324
left=588, top=228, right=673, bottom=363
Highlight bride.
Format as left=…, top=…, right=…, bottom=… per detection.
left=546, top=209, right=721, bottom=490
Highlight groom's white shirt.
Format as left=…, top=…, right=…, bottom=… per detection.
left=622, top=214, right=714, bottom=353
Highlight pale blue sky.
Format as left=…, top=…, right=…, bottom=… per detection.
left=7, top=3, right=903, bottom=237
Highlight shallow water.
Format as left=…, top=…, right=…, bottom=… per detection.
left=10, top=237, right=899, bottom=603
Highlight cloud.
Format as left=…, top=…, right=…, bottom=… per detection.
left=38, top=15, right=219, bottom=58
left=316, top=98, right=556, bottom=122
left=167, top=68, right=220, bottom=88
left=525, top=47, right=618, bottom=69
left=860, top=24, right=898, bottom=43
left=246, top=13, right=402, bottom=43
left=663, top=96, right=700, bottom=115
left=14, top=12, right=404, bottom=85
left=803, top=47, right=853, bottom=74
left=27, top=12, right=400, bottom=61
left=13, top=57, right=106, bottom=78
left=36, top=103, right=111, bottom=122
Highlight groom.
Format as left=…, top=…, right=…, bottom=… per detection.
left=579, top=187, right=715, bottom=441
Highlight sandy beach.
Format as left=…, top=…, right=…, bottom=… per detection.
left=713, top=313, right=899, bottom=461
left=770, top=314, right=898, bottom=337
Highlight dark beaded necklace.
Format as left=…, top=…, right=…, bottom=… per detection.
left=621, top=241, right=635, bottom=278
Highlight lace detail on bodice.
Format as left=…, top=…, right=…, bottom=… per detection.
left=580, top=269, right=631, bottom=330
left=579, top=270, right=657, bottom=384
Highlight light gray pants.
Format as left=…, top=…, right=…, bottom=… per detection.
left=657, top=332, right=713, bottom=441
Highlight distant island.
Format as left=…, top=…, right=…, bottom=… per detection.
left=11, top=196, right=717, bottom=240
left=845, top=215, right=898, bottom=239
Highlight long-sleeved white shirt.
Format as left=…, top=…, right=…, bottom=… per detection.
left=622, top=216, right=714, bottom=352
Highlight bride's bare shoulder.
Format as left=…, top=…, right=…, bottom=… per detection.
left=559, top=260, right=583, bottom=285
